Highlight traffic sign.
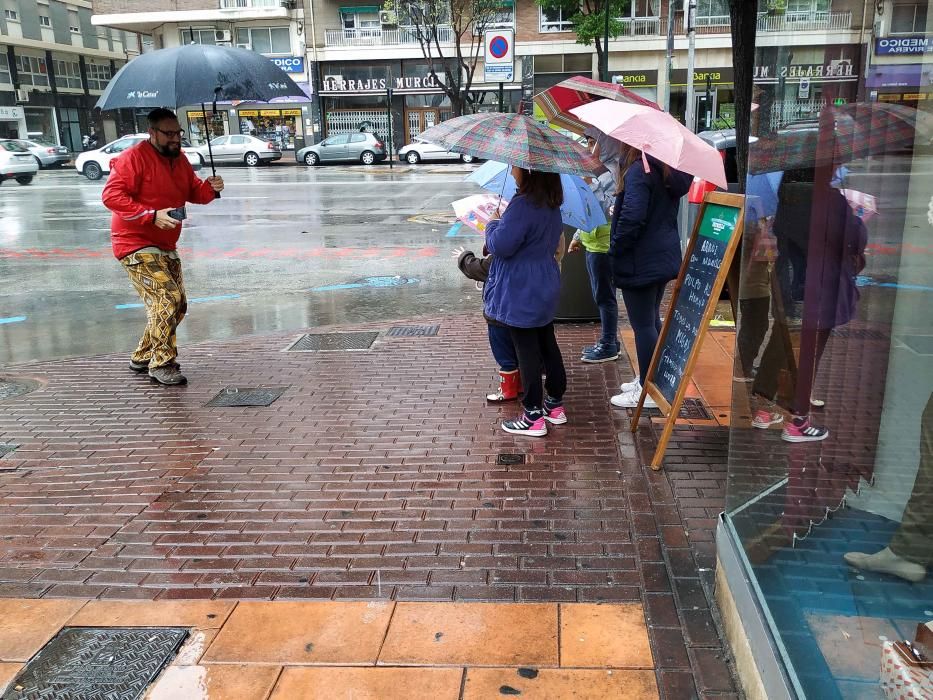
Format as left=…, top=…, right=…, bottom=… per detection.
left=484, top=29, right=514, bottom=83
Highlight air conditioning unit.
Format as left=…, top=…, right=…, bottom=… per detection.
left=236, top=42, right=252, bottom=50
left=15, top=88, right=29, bottom=103
left=215, top=29, right=232, bottom=42
left=379, top=10, right=397, bottom=25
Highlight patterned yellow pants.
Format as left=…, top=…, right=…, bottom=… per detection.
left=120, top=252, right=187, bottom=369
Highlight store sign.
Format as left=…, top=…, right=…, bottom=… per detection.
left=281, top=108, right=302, bottom=116
left=875, top=36, right=933, bottom=55
left=753, top=61, right=855, bottom=82
left=239, top=110, right=259, bottom=117
left=320, top=74, right=443, bottom=93
left=260, top=109, right=281, bottom=117
left=0, top=106, right=24, bottom=120
left=612, top=70, right=658, bottom=87
left=270, top=56, right=305, bottom=73
left=670, top=68, right=734, bottom=86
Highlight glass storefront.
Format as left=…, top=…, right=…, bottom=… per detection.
left=723, top=3, right=933, bottom=698
left=240, top=107, right=301, bottom=150
left=185, top=109, right=230, bottom=146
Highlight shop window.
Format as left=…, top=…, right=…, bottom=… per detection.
left=235, top=26, right=291, bottom=53
left=0, top=53, right=10, bottom=85
left=891, top=2, right=928, bottom=33
left=3, top=9, right=17, bottom=21
left=39, top=16, right=51, bottom=27
left=540, top=6, right=573, bottom=32
left=54, top=59, right=82, bottom=89
left=15, top=55, right=49, bottom=87
left=180, top=28, right=217, bottom=45
left=85, top=62, right=112, bottom=91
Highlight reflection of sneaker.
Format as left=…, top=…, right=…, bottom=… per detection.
left=781, top=416, right=828, bottom=442
left=752, top=410, right=783, bottom=429
left=544, top=405, right=567, bottom=425
left=844, top=547, right=926, bottom=583
left=501, top=412, right=548, bottom=437
left=610, top=389, right=657, bottom=409
left=581, top=343, right=620, bottom=363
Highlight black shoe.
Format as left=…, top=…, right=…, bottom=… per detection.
left=148, top=365, right=187, bottom=386
left=129, top=359, right=150, bottom=373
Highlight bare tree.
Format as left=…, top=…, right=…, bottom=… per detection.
left=392, top=0, right=505, bottom=116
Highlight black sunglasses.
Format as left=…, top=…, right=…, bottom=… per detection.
left=153, top=127, right=185, bottom=138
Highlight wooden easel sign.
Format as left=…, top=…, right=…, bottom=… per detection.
left=631, top=191, right=746, bottom=470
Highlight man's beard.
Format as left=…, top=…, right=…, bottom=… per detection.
left=155, top=142, right=182, bottom=159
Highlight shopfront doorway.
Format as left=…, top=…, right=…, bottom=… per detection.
left=405, top=107, right=440, bottom=142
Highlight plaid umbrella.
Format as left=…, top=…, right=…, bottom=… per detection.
left=534, top=76, right=660, bottom=135
left=750, top=102, right=933, bottom=174
left=417, top=113, right=604, bottom=177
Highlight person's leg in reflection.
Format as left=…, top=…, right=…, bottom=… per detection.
left=844, top=393, right=932, bottom=583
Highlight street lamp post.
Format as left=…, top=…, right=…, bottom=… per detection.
left=602, top=0, right=611, bottom=82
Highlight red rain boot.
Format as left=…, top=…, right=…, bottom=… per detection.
left=486, top=369, right=521, bottom=402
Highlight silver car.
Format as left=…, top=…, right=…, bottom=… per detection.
left=0, top=139, right=40, bottom=185
left=191, top=134, right=282, bottom=167
left=297, top=132, right=387, bottom=166
left=398, top=138, right=474, bottom=164
left=16, top=139, right=71, bottom=168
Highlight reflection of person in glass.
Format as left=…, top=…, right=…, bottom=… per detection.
left=748, top=167, right=867, bottom=442
left=844, top=393, right=932, bottom=583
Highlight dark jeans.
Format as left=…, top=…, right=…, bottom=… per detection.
left=509, top=323, right=567, bottom=413
left=620, top=283, right=666, bottom=385
left=487, top=323, right=518, bottom=372
left=737, top=296, right=770, bottom=378
left=585, top=250, right=618, bottom=347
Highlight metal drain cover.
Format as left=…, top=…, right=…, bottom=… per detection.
left=206, top=387, right=287, bottom=407
left=287, top=332, right=379, bottom=351
left=2, top=626, right=187, bottom=700
left=387, top=325, right=439, bottom=337
left=496, top=453, right=526, bottom=465
left=0, top=377, right=39, bottom=402
left=0, top=444, right=19, bottom=459
left=636, top=398, right=713, bottom=420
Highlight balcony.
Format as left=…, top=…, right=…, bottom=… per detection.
left=757, top=10, right=852, bottom=32
left=670, top=15, right=731, bottom=35
left=617, top=17, right=662, bottom=37
left=219, top=0, right=282, bottom=7
left=323, top=26, right=455, bottom=47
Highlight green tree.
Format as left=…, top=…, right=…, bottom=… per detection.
left=392, top=0, right=505, bottom=116
left=535, top=0, right=632, bottom=79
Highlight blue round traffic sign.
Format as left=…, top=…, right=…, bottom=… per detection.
left=489, top=36, right=509, bottom=59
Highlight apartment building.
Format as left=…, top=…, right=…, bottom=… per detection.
left=865, top=0, right=931, bottom=106
left=92, top=0, right=314, bottom=150
left=0, top=0, right=141, bottom=151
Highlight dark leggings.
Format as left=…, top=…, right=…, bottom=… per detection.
left=620, top=283, right=666, bottom=385
left=509, top=323, right=567, bottom=413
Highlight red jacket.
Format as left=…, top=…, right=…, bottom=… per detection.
left=102, top=140, right=217, bottom=259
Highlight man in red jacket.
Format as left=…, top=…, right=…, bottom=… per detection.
left=102, top=108, right=224, bottom=386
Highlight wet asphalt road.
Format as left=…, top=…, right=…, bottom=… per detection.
left=0, top=163, right=487, bottom=365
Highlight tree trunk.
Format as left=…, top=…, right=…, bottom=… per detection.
left=594, top=38, right=604, bottom=80
left=729, top=0, right=758, bottom=194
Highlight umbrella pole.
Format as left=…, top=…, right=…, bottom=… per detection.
left=201, top=102, right=217, bottom=178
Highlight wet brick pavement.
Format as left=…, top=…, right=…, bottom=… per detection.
left=0, top=314, right=738, bottom=697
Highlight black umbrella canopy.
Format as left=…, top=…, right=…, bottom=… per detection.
left=95, top=44, right=305, bottom=110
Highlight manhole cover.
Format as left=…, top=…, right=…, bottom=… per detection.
left=496, top=453, right=526, bottom=465
left=286, top=332, right=379, bottom=352
left=2, top=626, right=187, bottom=700
left=635, top=398, right=713, bottom=420
left=387, top=325, right=440, bottom=337
left=0, top=377, right=39, bottom=402
left=206, top=387, right=287, bottom=407
left=408, top=212, right=457, bottom=225
left=0, top=444, right=19, bottom=459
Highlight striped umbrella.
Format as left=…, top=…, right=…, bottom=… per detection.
left=417, top=113, right=604, bottom=177
left=534, top=76, right=660, bottom=135
left=750, top=102, right=933, bottom=174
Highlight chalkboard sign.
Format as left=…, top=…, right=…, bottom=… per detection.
left=631, top=192, right=746, bottom=470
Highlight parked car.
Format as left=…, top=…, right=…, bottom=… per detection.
left=297, top=132, right=387, bottom=166
left=0, top=139, right=39, bottom=185
left=75, top=134, right=202, bottom=180
left=190, top=134, right=282, bottom=167
left=397, top=138, right=475, bottom=164
left=15, top=139, right=71, bottom=169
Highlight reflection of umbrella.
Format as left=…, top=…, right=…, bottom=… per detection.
left=534, top=76, right=660, bottom=135
left=451, top=194, right=507, bottom=234
left=750, top=102, right=933, bottom=174
left=746, top=171, right=783, bottom=220
left=96, top=45, right=304, bottom=176
left=839, top=189, right=878, bottom=221
left=570, top=100, right=728, bottom=188
left=467, top=160, right=607, bottom=231
left=418, top=113, right=604, bottom=178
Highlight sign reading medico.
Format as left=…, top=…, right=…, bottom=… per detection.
left=270, top=56, right=305, bottom=74
left=484, top=29, right=514, bottom=83
left=875, top=36, right=933, bottom=55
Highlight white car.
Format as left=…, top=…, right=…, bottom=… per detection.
left=397, top=138, right=475, bottom=165
left=0, top=139, right=39, bottom=185
left=75, top=134, right=202, bottom=180
left=189, top=134, right=282, bottom=167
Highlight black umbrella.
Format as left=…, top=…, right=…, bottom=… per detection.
left=95, top=45, right=305, bottom=176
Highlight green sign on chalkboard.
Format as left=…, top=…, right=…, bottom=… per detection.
left=699, top=203, right=740, bottom=243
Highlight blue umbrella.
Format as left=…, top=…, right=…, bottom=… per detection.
left=466, top=160, right=607, bottom=231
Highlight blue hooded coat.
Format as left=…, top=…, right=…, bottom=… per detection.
left=483, top=193, right=563, bottom=328
left=610, top=155, right=693, bottom=289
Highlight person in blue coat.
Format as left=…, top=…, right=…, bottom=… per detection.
left=484, top=166, right=568, bottom=437
left=608, top=146, right=693, bottom=409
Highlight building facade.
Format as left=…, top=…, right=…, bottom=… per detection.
left=0, top=0, right=141, bottom=151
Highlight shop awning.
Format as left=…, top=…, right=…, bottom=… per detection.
left=865, top=63, right=932, bottom=89
left=339, top=5, right=379, bottom=13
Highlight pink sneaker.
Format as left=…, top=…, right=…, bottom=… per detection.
left=752, top=410, right=783, bottom=429
left=544, top=405, right=567, bottom=425
left=781, top=416, right=829, bottom=443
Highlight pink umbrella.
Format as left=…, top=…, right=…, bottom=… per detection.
left=839, top=188, right=878, bottom=222
left=570, top=99, right=728, bottom=189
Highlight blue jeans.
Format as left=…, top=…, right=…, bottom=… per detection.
left=584, top=250, right=619, bottom=347
left=488, top=323, right=518, bottom=372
